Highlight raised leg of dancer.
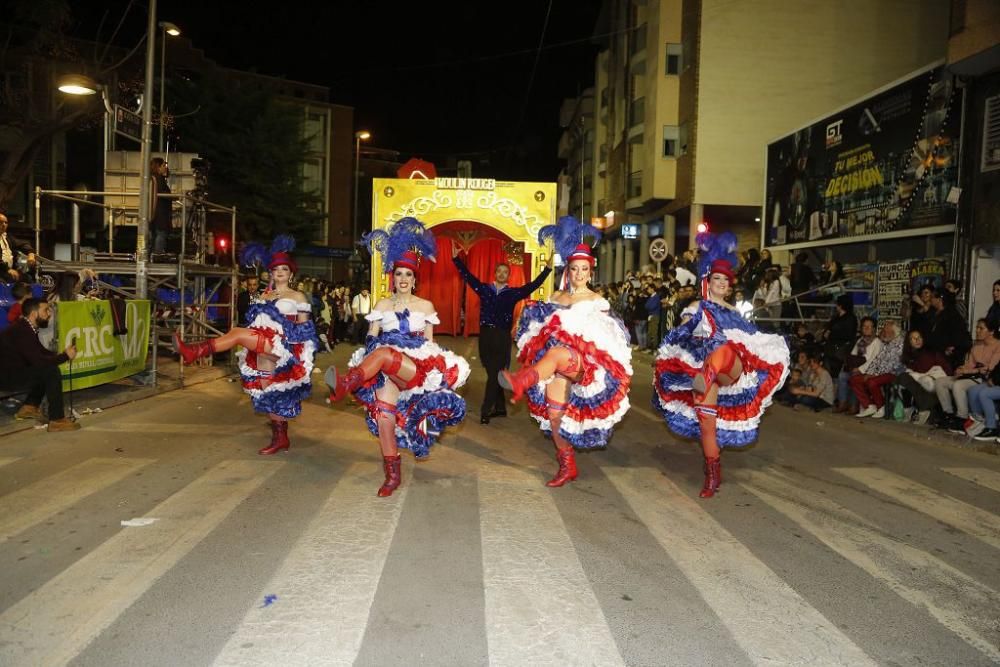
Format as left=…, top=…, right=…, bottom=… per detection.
left=329, top=347, right=417, bottom=402
left=500, top=346, right=582, bottom=403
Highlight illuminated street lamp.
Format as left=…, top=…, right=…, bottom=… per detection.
left=158, top=21, right=181, bottom=151
left=353, top=130, right=371, bottom=244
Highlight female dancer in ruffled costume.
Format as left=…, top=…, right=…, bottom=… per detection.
left=172, top=235, right=318, bottom=455
left=327, top=218, right=470, bottom=497
left=652, top=233, right=789, bottom=498
left=499, top=216, right=632, bottom=487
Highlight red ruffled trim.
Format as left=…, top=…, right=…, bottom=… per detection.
left=653, top=341, right=785, bottom=421
left=519, top=317, right=631, bottom=421
left=242, top=330, right=311, bottom=391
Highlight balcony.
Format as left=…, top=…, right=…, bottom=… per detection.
left=629, top=97, right=645, bottom=128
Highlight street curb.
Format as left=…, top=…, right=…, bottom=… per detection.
left=781, top=405, right=1000, bottom=456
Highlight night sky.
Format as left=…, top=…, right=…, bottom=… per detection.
left=70, top=0, right=604, bottom=181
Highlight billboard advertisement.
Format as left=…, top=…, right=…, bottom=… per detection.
left=764, top=63, right=960, bottom=248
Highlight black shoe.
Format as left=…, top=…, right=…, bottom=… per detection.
left=946, top=416, right=968, bottom=434
left=480, top=415, right=490, bottom=425
left=973, top=427, right=999, bottom=441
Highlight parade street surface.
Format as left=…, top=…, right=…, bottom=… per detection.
left=1, top=338, right=999, bottom=667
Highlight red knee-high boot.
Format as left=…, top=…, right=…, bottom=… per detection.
left=378, top=455, right=402, bottom=497
left=375, top=400, right=402, bottom=497
left=545, top=407, right=578, bottom=487
left=259, top=419, right=289, bottom=455
left=172, top=332, right=215, bottom=365
left=695, top=404, right=721, bottom=498
left=498, top=367, right=539, bottom=403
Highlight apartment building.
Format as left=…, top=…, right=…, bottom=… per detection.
left=576, top=0, right=949, bottom=283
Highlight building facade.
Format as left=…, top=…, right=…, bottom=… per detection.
left=572, top=0, right=950, bottom=283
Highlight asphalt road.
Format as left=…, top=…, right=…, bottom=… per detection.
left=0, top=336, right=998, bottom=666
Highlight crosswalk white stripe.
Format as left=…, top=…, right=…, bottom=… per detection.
left=835, top=467, right=1000, bottom=550
left=0, top=457, right=155, bottom=542
left=605, top=466, right=875, bottom=666
left=478, top=466, right=625, bottom=667
left=0, top=459, right=281, bottom=667
left=743, top=469, right=1000, bottom=663
left=942, top=467, right=1000, bottom=493
left=212, top=460, right=411, bottom=667
left=0, top=457, right=20, bottom=469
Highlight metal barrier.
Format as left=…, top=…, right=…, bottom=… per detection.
left=749, top=277, right=876, bottom=329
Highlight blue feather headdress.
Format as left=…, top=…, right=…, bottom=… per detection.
left=537, top=215, right=602, bottom=265
left=696, top=231, right=739, bottom=279
left=361, top=217, right=436, bottom=273
left=239, top=234, right=299, bottom=271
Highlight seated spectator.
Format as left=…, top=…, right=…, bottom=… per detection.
left=783, top=349, right=834, bottom=411
left=894, top=329, right=952, bottom=425
left=965, top=361, right=1000, bottom=440
left=834, top=316, right=883, bottom=414
left=928, top=290, right=971, bottom=370
left=776, top=350, right=813, bottom=403
left=934, top=318, right=1000, bottom=432
left=6, top=282, right=31, bottom=324
left=851, top=320, right=904, bottom=418
left=790, top=323, right=816, bottom=357
left=0, top=298, right=79, bottom=431
left=987, top=280, right=1000, bottom=329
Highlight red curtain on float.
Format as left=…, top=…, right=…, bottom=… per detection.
left=416, top=236, right=462, bottom=335
left=463, top=241, right=530, bottom=337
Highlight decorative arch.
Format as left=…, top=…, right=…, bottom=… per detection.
left=370, top=178, right=556, bottom=304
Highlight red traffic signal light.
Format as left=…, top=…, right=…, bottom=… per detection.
left=216, top=236, right=229, bottom=252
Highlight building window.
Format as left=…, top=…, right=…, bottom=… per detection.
left=665, top=43, right=683, bottom=75
left=663, top=125, right=679, bottom=157
left=663, top=124, right=689, bottom=157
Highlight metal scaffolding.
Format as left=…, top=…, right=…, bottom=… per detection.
left=32, top=187, right=238, bottom=387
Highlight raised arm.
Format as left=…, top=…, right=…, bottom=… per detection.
left=514, top=263, right=553, bottom=299
left=452, top=254, right=486, bottom=294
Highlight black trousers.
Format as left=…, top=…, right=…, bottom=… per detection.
left=0, top=366, right=65, bottom=420
left=479, top=325, right=512, bottom=415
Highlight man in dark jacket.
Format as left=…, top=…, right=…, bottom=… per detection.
left=453, top=247, right=552, bottom=423
left=0, top=298, right=79, bottom=431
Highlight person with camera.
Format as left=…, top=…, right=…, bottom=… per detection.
left=0, top=298, right=79, bottom=431
left=149, top=158, right=173, bottom=257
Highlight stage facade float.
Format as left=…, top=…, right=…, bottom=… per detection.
left=370, top=177, right=557, bottom=336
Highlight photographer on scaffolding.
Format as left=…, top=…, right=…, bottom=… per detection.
left=149, top=158, right=172, bottom=258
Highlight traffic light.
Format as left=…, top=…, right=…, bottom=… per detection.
left=696, top=222, right=709, bottom=234
left=216, top=236, right=229, bottom=253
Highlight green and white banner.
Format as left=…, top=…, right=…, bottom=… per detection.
left=57, top=300, right=151, bottom=391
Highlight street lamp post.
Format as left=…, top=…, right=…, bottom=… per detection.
left=158, top=22, right=181, bottom=152
left=135, top=0, right=158, bottom=298
left=57, top=0, right=158, bottom=298
left=352, top=130, right=371, bottom=244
